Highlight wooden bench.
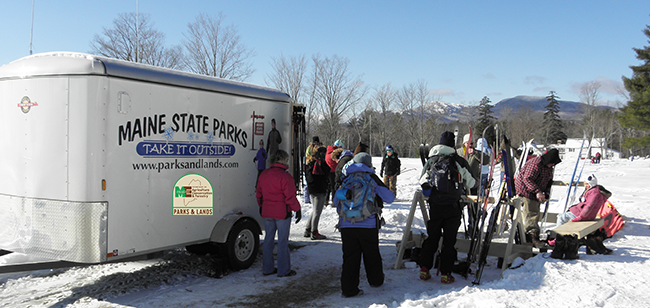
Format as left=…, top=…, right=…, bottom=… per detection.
left=550, top=219, right=604, bottom=239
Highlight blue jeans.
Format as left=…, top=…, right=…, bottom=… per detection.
left=263, top=217, right=292, bottom=276
left=479, top=173, right=489, bottom=197
left=556, top=211, right=577, bottom=226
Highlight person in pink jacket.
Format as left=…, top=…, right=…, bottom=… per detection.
left=256, top=149, right=302, bottom=277
left=556, top=174, right=611, bottom=225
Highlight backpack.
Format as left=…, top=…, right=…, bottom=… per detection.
left=419, top=153, right=462, bottom=197
left=336, top=172, right=379, bottom=224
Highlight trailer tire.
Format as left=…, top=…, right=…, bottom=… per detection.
left=224, top=219, right=260, bottom=270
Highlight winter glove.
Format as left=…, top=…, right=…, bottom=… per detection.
left=295, top=210, right=301, bottom=224
left=571, top=216, right=581, bottom=222
left=253, top=158, right=257, bottom=163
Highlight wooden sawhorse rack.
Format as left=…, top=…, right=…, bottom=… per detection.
left=394, top=190, right=534, bottom=277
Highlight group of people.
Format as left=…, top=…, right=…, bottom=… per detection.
left=257, top=134, right=398, bottom=297
left=255, top=126, right=612, bottom=296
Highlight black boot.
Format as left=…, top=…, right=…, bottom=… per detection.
left=593, top=237, right=613, bottom=255
left=550, top=235, right=565, bottom=259
left=594, top=230, right=613, bottom=254
left=585, top=235, right=600, bottom=254
left=564, top=235, right=580, bottom=260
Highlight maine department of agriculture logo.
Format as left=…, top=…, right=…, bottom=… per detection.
left=173, top=173, right=214, bottom=216
left=17, top=96, right=38, bottom=113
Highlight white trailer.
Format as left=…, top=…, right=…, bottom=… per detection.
left=0, top=52, right=303, bottom=270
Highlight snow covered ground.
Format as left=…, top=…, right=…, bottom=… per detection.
left=1, top=155, right=649, bottom=307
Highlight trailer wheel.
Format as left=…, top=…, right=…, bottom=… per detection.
left=225, top=219, right=260, bottom=270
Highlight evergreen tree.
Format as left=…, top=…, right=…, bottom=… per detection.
left=543, top=91, right=567, bottom=145
left=475, top=96, right=497, bottom=146
left=619, top=23, right=650, bottom=149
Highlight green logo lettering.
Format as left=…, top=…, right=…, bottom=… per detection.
left=174, top=186, right=186, bottom=197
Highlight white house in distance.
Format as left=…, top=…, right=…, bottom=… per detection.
left=554, top=137, right=621, bottom=161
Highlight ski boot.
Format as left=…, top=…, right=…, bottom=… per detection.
left=420, top=266, right=432, bottom=281
left=441, top=274, right=455, bottom=284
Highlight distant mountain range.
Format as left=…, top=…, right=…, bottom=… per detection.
left=419, top=95, right=596, bottom=122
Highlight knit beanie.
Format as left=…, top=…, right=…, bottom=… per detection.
left=353, top=152, right=373, bottom=167
left=541, top=148, right=562, bottom=165
left=439, top=131, right=455, bottom=147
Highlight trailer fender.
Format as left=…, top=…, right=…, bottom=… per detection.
left=210, top=213, right=261, bottom=244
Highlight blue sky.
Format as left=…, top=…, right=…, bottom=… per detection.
left=1, top=1, right=647, bottom=106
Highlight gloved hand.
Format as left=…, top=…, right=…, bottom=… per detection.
left=253, top=158, right=257, bottom=163
left=295, top=210, right=301, bottom=224
left=571, top=216, right=581, bottom=222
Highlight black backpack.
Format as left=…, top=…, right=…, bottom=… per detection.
left=419, top=153, right=462, bottom=197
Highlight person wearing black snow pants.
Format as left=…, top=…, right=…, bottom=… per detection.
left=420, top=201, right=463, bottom=282
left=340, top=228, right=384, bottom=296
left=418, top=131, right=476, bottom=284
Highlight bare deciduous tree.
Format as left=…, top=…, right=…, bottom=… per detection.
left=371, top=83, right=398, bottom=153
left=90, top=13, right=184, bottom=69
left=397, top=82, right=421, bottom=157
left=183, top=12, right=255, bottom=81
left=580, top=81, right=602, bottom=142
left=310, top=54, right=367, bottom=144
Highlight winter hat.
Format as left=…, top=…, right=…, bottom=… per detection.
left=334, top=140, right=344, bottom=148
left=353, top=152, right=373, bottom=168
left=476, top=138, right=490, bottom=155
left=312, top=136, right=320, bottom=144
left=439, top=131, right=455, bottom=148
left=385, top=145, right=394, bottom=152
left=462, top=134, right=471, bottom=144
left=341, top=150, right=353, bottom=158
left=541, top=148, right=562, bottom=166
left=586, top=174, right=598, bottom=187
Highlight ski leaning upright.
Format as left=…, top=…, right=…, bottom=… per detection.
left=562, top=132, right=587, bottom=212
left=472, top=180, right=507, bottom=285
left=466, top=148, right=497, bottom=272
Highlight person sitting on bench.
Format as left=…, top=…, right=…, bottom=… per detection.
left=556, top=174, right=611, bottom=226
left=554, top=174, right=613, bottom=255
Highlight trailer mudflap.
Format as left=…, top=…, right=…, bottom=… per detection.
left=0, top=193, right=108, bottom=263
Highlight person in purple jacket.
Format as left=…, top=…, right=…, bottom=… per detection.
left=256, top=149, right=301, bottom=277
left=253, top=139, right=267, bottom=188
left=334, top=152, right=394, bottom=298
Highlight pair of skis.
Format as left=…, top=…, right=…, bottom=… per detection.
left=464, top=126, right=497, bottom=278
left=472, top=147, right=513, bottom=285
left=562, top=132, right=587, bottom=213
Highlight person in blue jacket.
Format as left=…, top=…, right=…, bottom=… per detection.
left=334, top=152, right=395, bottom=298
left=253, top=139, right=267, bottom=188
